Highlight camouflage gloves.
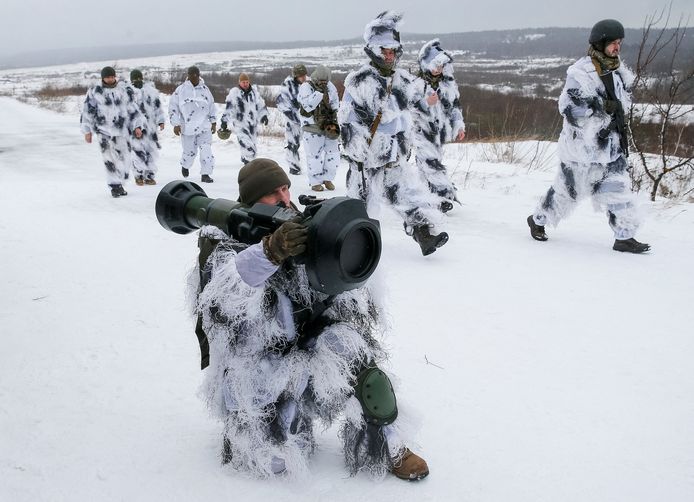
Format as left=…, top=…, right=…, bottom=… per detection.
left=262, top=221, right=308, bottom=265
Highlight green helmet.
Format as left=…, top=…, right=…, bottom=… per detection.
left=217, top=128, right=231, bottom=140
left=292, top=64, right=307, bottom=78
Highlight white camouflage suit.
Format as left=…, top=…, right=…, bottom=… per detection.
left=193, top=227, right=413, bottom=479
left=297, top=80, right=341, bottom=187
left=130, top=82, right=165, bottom=180
left=80, top=81, right=145, bottom=186
left=221, top=85, right=268, bottom=164
left=276, top=75, right=303, bottom=174
left=410, top=40, right=465, bottom=203
left=168, top=78, right=217, bottom=176
left=338, top=15, right=442, bottom=234
left=532, top=56, right=640, bottom=239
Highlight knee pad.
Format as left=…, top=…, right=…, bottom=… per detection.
left=354, top=366, right=398, bottom=426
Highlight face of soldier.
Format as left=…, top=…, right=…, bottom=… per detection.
left=188, top=73, right=200, bottom=86
left=102, top=76, right=117, bottom=86
left=381, top=48, right=396, bottom=67
left=239, top=79, right=250, bottom=90
left=430, top=66, right=443, bottom=76
left=257, top=184, right=291, bottom=208
left=604, top=39, right=622, bottom=57
left=296, top=75, right=307, bottom=83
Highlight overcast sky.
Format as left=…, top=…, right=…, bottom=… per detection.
left=2, top=0, right=692, bottom=57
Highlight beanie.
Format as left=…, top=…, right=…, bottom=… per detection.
left=187, top=66, right=200, bottom=76
left=130, top=69, right=143, bottom=81
left=239, top=72, right=249, bottom=82
left=101, top=66, right=116, bottom=78
left=238, top=158, right=291, bottom=205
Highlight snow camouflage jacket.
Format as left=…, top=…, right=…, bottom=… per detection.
left=221, top=85, right=268, bottom=130
left=131, top=82, right=165, bottom=139
left=168, top=79, right=216, bottom=136
left=192, top=227, right=407, bottom=478
left=338, top=65, right=415, bottom=167
left=276, top=76, right=302, bottom=124
left=411, top=41, right=465, bottom=148
left=558, top=56, right=634, bottom=165
left=80, top=81, right=145, bottom=137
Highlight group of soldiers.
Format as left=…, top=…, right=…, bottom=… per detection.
left=79, top=9, right=654, bottom=486
left=79, top=12, right=465, bottom=256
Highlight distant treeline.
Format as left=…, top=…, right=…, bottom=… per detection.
left=5, top=27, right=693, bottom=72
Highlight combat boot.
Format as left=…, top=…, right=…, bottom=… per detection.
left=613, top=238, right=650, bottom=254
left=323, top=180, right=336, bottom=191
left=412, top=225, right=448, bottom=256
left=110, top=184, right=127, bottom=198
left=201, top=174, right=214, bottom=183
left=181, top=167, right=189, bottom=178
left=527, top=215, right=548, bottom=241
left=391, top=448, right=429, bottom=481
left=135, top=176, right=144, bottom=186
left=439, top=200, right=454, bottom=213
left=311, top=184, right=324, bottom=192
left=289, top=167, right=301, bottom=175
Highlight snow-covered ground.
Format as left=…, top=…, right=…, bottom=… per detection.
left=1, top=96, right=693, bottom=502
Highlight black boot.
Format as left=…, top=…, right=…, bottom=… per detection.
left=439, top=201, right=454, bottom=213
left=110, top=184, right=127, bottom=197
left=413, top=226, right=449, bottom=256
left=181, top=167, right=189, bottom=178
left=201, top=174, right=214, bottom=183
left=613, top=238, right=650, bottom=253
left=289, top=167, right=301, bottom=175
left=527, top=215, right=548, bottom=241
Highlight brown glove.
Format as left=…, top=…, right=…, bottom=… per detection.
left=262, top=221, right=308, bottom=265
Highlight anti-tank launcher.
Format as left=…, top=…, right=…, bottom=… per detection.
left=155, top=181, right=381, bottom=295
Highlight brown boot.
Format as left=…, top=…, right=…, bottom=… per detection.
left=135, top=176, right=144, bottom=186
left=323, top=180, right=335, bottom=191
left=391, top=448, right=429, bottom=481
left=311, top=184, right=324, bottom=192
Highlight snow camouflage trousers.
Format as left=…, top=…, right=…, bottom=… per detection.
left=131, top=131, right=160, bottom=178
left=180, top=130, right=214, bottom=175
left=234, top=123, right=258, bottom=164
left=346, top=159, right=442, bottom=233
left=284, top=120, right=302, bottom=172
left=414, top=144, right=458, bottom=202
left=302, top=132, right=339, bottom=185
left=533, top=156, right=641, bottom=240
left=98, top=134, right=132, bottom=186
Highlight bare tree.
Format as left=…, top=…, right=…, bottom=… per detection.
left=627, top=5, right=694, bottom=201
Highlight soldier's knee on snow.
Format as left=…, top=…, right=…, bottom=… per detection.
left=354, top=366, right=398, bottom=426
